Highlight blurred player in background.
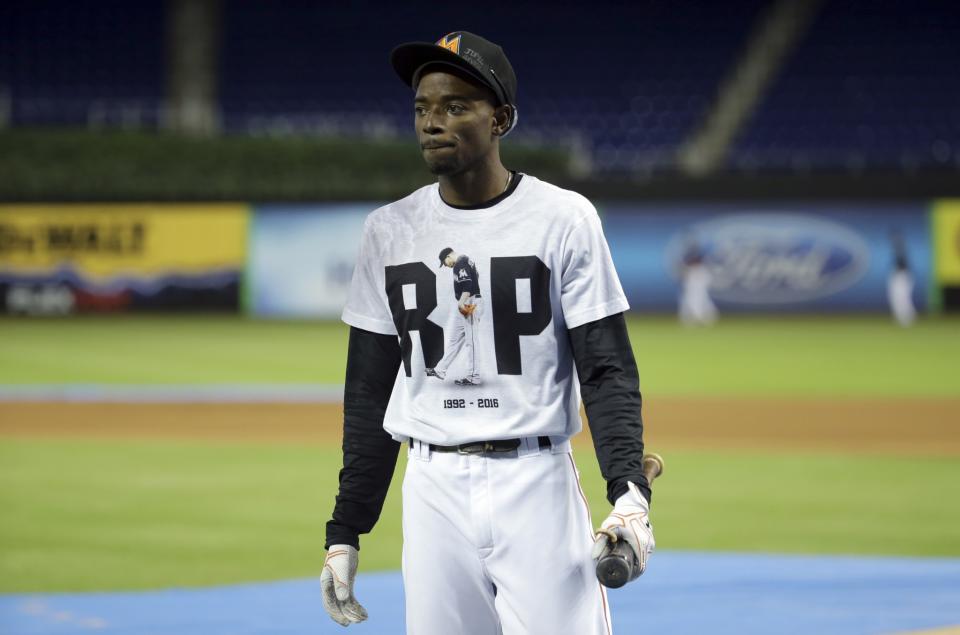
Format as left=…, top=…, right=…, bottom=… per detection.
left=888, top=230, right=916, bottom=326
left=320, top=31, right=655, bottom=634
left=678, top=235, right=717, bottom=326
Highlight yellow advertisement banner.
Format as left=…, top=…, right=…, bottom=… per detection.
left=933, top=199, right=960, bottom=284
left=0, top=204, right=249, bottom=281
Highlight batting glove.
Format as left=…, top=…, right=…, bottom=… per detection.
left=591, top=481, right=655, bottom=578
left=321, top=544, right=368, bottom=626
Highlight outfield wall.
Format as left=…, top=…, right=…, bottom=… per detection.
left=1, top=200, right=950, bottom=316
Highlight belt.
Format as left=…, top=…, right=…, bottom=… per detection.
left=413, top=436, right=552, bottom=456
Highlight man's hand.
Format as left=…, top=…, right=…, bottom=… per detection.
left=591, top=481, right=655, bottom=580
left=321, top=545, right=368, bottom=626
left=459, top=302, right=476, bottom=317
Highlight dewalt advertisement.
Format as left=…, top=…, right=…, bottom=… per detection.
left=933, top=200, right=960, bottom=282
left=933, top=199, right=960, bottom=310
left=0, top=204, right=249, bottom=314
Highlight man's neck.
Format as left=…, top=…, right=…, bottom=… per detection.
left=438, top=158, right=511, bottom=207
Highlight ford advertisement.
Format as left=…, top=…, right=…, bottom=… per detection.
left=601, top=203, right=931, bottom=312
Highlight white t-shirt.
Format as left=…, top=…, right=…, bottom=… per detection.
left=342, top=175, right=629, bottom=445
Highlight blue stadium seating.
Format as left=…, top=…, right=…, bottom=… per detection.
left=730, top=0, right=960, bottom=171
left=216, top=0, right=767, bottom=172
left=1, top=0, right=764, bottom=172
left=0, top=0, right=165, bottom=127
left=3, top=0, right=957, bottom=173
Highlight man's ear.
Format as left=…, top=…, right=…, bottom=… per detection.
left=492, top=104, right=513, bottom=137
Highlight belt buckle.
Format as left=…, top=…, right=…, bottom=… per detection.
left=457, top=442, right=489, bottom=455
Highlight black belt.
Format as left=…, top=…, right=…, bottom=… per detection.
left=412, top=436, right=551, bottom=456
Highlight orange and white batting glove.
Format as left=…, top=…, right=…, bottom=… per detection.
left=321, top=544, right=368, bottom=626
left=591, top=481, right=655, bottom=577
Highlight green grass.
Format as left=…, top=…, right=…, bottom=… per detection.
left=1, top=315, right=958, bottom=396
left=0, top=439, right=360, bottom=592
left=0, top=317, right=349, bottom=385
left=632, top=315, right=960, bottom=397
left=2, top=437, right=958, bottom=592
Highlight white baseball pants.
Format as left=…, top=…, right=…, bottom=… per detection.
left=887, top=271, right=916, bottom=326
left=401, top=439, right=612, bottom=635
left=434, top=298, right=482, bottom=380
left=679, top=265, right=717, bottom=326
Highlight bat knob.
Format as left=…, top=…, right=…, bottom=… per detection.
left=596, top=553, right=632, bottom=588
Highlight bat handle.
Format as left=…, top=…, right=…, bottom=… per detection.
left=642, top=453, right=664, bottom=486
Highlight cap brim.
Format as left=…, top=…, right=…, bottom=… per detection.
left=390, top=42, right=495, bottom=98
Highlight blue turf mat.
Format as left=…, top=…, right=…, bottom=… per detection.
left=2, top=551, right=959, bottom=635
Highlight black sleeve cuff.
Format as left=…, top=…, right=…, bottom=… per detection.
left=608, top=475, right=652, bottom=506
left=325, top=523, right=361, bottom=550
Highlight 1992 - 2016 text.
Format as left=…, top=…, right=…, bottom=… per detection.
left=443, top=398, right=500, bottom=409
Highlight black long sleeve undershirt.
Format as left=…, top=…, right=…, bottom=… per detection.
left=324, top=327, right=402, bottom=550
left=569, top=312, right=651, bottom=505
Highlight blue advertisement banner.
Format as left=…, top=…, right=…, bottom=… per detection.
left=248, top=205, right=372, bottom=318
left=600, top=202, right=931, bottom=312
left=248, top=201, right=931, bottom=318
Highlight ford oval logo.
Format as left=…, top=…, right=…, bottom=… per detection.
left=667, top=214, right=871, bottom=304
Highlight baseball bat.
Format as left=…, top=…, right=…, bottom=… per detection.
left=595, top=453, right=664, bottom=589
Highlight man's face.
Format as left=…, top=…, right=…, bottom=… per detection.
left=415, top=69, right=500, bottom=176
left=444, top=254, right=456, bottom=267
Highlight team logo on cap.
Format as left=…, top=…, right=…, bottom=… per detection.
left=436, top=33, right=461, bottom=54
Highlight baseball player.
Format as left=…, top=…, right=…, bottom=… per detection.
left=322, top=31, right=654, bottom=634
left=887, top=230, right=916, bottom=326
left=426, top=247, right=483, bottom=385
left=678, top=236, right=717, bottom=326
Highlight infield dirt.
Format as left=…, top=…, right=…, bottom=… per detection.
left=2, top=398, right=957, bottom=454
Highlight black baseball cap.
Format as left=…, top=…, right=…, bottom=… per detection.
left=438, top=247, right=454, bottom=267
left=390, top=31, right=518, bottom=135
